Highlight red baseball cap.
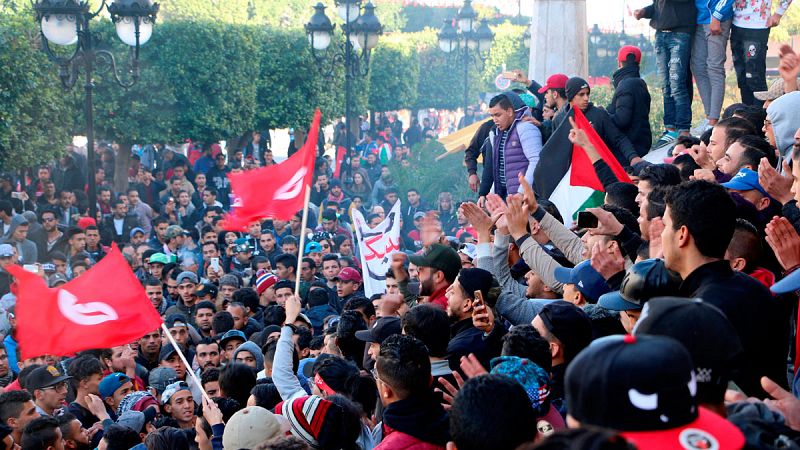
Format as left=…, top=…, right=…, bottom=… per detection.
left=333, top=267, right=362, bottom=284
left=537, top=74, right=569, bottom=94
left=618, top=45, right=642, bottom=64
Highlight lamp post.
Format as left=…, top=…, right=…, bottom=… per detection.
left=306, top=1, right=382, bottom=182
left=33, top=0, right=158, bottom=220
left=437, top=0, right=493, bottom=124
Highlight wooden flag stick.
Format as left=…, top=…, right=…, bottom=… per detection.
left=294, top=188, right=312, bottom=298
left=160, top=322, right=212, bottom=404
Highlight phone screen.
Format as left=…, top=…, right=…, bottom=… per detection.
left=577, top=211, right=598, bottom=229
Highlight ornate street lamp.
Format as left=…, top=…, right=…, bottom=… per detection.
left=306, top=1, right=382, bottom=183
left=437, top=0, right=493, bottom=126
left=33, top=0, right=159, bottom=220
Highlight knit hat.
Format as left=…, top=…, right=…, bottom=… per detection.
left=256, top=269, right=279, bottom=295
left=457, top=268, right=493, bottom=301
left=219, top=274, right=241, bottom=288
left=490, top=356, right=550, bottom=415
left=565, top=77, right=590, bottom=102
left=223, top=406, right=283, bottom=450
left=275, top=395, right=350, bottom=448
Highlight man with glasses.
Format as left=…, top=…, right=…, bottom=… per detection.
left=26, top=366, right=72, bottom=416
left=30, top=210, right=66, bottom=263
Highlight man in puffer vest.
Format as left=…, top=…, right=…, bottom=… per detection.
left=478, top=92, right=543, bottom=200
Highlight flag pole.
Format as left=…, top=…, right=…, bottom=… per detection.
left=160, top=323, right=212, bottom=404
left=294, top=188, right=312, bottom=297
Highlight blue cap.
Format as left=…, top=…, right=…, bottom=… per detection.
left=772, top=269, right=800, bottom=294
left=99, top=372, right=131, bottom=399
left=129, top=227, right=145, bottom=238
left=305, top=241, right=323, bottom=254
left=721, top=168, right=768, bottom=197
left=219, top=329, right=247, bottom=348
left=553, top=260, right=611, bottom=303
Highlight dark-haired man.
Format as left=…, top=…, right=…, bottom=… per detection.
left=373, top=335, right=449, bottom=450
left=65, top=355, right=104, bottom=431
left=21, top=416, right=63, bottom=450
left=0, top=390, right=40, bottom=445
left=100, top=199, right=138, bottom=246
left=662, top=180, right=788, bottom=396
left=448, top=375, right=537, bottom=450
left=480, top=93, right=542, bottom=199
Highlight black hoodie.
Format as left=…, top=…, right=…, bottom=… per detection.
left=381, top=393, right=450, bottom=447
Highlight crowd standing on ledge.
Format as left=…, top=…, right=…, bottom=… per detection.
left=4, top=0, right=800, bottom=448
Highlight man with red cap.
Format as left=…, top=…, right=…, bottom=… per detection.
left=607, top=46, right=652, bottom=156
left=537, top=73, right=570, bottom=143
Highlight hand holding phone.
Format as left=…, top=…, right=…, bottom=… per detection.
left=471, top=290, right=494, bottom=334
left=209, top=257, right=221, bottom=273
left=577, top=211, right=598, bottom=229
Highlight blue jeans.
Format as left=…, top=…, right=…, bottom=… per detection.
left=655, top=30, right=692, bottom=132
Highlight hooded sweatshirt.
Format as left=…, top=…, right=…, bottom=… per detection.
left=767, top=91, right=800, bottom=159
left=231, top=341, right=264, bottom=371
left=2, top=215, right=37, bottom=264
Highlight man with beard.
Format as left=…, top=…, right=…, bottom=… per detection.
left=193, top=301, right=215, bottom=338
left=404, top=244, right=461, bottom=309
left=57, top=413, right=92, bottom=450
left=193, top=338, right=220, bottom=377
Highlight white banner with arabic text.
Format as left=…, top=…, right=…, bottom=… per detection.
left=352, top=201, right=402, bottom=298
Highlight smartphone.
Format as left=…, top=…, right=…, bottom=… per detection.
left=209, top=257, right=221, bottom=273
left=472, top=290, right=485, bottom=311
left=11, top=192, right=23, bottom=200
left=502, top=71, right=518, bottom=80
left=577, top=211, right=598, bottom=229
left=23, top=264, right=38, bottom=273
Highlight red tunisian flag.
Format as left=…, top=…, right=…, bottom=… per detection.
left=569, top=107, right=633, bottom=191
left=222, top=109, right=321, bottom=230
left=5, top=245, right=162, bottom=360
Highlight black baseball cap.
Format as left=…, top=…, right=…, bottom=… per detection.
left=159, top=342, right=182, bottom=362
left=537, top=301, right=592, bottom=364
left=633, top=297, right=744, bottom=403
left=598, top=259, right=681, bottom=311
left=27, top=365, right=72, bottom=391
left=196, top=283, right=219, bottom=298
left=355, top=317, right=401, bottom=344
left=164, top=314, right=188, bottom=330
left=408, top=244, right=461, bottom=282
left=566, top=334, right=744, bottom=449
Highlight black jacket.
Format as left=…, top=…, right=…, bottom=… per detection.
left=642, top=0, right=696, bottom=33
left=678, top=261, right=789, bottom=397
left=446, top=318, right=499, bottom=372
left=607, top=65, right=652, bottom=156
left=534, top=104, right=638, bottom=198
left=100, top=214, right=139, bottom=246
left=464, top=120, right=496, bottom=176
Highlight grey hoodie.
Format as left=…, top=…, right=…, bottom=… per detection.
left=231, top=341, right=264, bottom=371
left=767, top=91, right=800, bottom=158
left=2, top=215, right=37, bottom=265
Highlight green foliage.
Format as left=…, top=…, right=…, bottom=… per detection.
left=373, top=0, right=407, bottom=33
left=368, top=37, right=419, bottom=111
left=478, top=22, right=527, bottom=92
left=0, top=12, right=73, bottom=170
left=256, top=27, right=345, bottom=130
left=771, top=7, right=800, bottom=42
left=401, top=6, right=458, bottom=33
left=89, top=20, right=177, bottom=144
left=391, top=140, right=474, bottom=204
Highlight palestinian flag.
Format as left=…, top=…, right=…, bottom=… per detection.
left=549, top=107, right=632, bottom=227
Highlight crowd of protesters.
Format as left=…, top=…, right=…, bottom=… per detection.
left=3, top=0, right=800, bottom=448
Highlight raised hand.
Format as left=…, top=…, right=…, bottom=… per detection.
left=585, top=207, right=623, bottom=236
left=505, top=194, right=530, bottom=240
left=460, top=202, right=493, bottom=242
left=648, top=217, right=666, bottom=259
left=758, top=158, right=794, bottom=205
left=591, top=242, right=625, bottom=280
left=765, top=217, right=800, bottom=270
left=518, top=173, right=538, bottom=213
